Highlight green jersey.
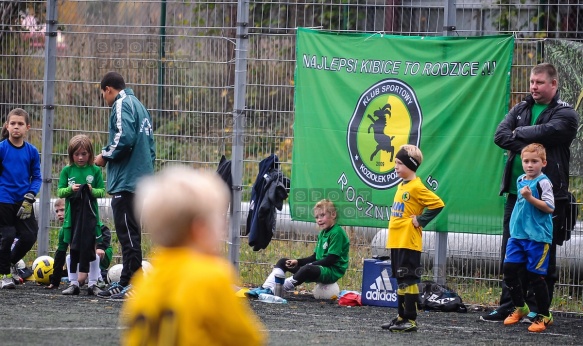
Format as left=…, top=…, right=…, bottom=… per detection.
left=315, top=223, right=350, bottom=282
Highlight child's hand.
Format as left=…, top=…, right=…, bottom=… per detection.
left=72, top=184, right=81, bottom=192
left=87, top=184, right=92, bottom=192
left=411, top=215, right=420, bottom=228
left=286, top=259, right=298, bottom=268
left=520, top=185, right=532, bottom=199
left=96, top=248, right=105, bottom=260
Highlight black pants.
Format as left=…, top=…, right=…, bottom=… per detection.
left=50, top=248, right=68, bottom=286
left=0, top=203, right=38, bottom=275
left=275, top=258, right=320, bottom=285
left=111, top=192, right=142, bottom=287
left=496, top=193, right=564, bottom=315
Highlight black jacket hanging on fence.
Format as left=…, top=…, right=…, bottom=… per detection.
left=69, top=184, right=98, bottom=269
left=246, top=154, right=289, bottom=251
left=216, top=155, right=233, bottom=205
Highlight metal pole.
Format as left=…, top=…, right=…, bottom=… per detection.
left=38, top=0, right=58, bottom=256
left=432, top=0, right=456, bottom=285
left=229, top=0, right=250, bottom=269
left=157, top=0, right=167, bottom=117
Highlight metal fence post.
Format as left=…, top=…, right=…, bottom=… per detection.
left=433, top=0, right=457, bottom=285
left=38, top=0, right=58, bottom=256
left=229, top=0, right=251, bottom=269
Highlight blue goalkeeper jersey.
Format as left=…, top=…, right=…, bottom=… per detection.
left=0, top=139, right=41, bottom=204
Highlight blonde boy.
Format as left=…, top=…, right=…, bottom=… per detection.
left=121, top=166, right=265, bottom=346
left=381, top=145, right=445, bottom=332
left=502, top=143, right=554, bottom=332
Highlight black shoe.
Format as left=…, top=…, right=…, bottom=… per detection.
left=381, top=317, right=401, bottom=330
left=62, top=284, right=80, bottom=296
left=87, top=284, right=103, bottom=296
left=389, top=319, right=418, bottom=332
left=479, top=310, right=507, bottom=322
left=97, top=282, right=124, bottom=299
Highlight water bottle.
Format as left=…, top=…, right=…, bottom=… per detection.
left=258, top=293, right=287, bottom=304
left=273, top=274, right=285, bottom=297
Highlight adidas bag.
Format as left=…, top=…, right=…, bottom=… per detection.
left=418, top=281, right=467, bottom=313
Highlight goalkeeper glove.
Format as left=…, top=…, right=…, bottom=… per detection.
left=16, top=193, right=35, bottom=220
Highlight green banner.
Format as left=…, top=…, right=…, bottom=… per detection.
left=290, top=29, right=514, bottom=234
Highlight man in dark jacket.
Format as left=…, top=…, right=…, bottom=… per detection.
left=481, top=63, right=579, bottom=323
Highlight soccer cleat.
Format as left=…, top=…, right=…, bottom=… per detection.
left=87, top=284, right=103, bottom=296
left=504, top=305, right=530, bottom=325
left=244, top=287, right=273, bottom=298
left=388, top=319, right=418, bottom=332
left=10, top=264, right=23, bottom=285
left=62, top=284, right=80, bottom=295
left=520, top=311, right=537, bottom=324
left=97, top=277, right=107, bottom=289
left=381, top=316, right=403, bottom=330
left=97, top=282, right=124, bottom=299
left=480, top=309, right=508, bottom=322
left=1, top=274, right=15, bottom=289
left=528, top=313, right=553, bottom=333
left=110, top=284, right=133, bottom=300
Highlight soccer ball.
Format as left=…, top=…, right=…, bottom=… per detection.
left=106, top=261, right=153, bottom=283
left=32, top=256, right=54, bottom=285
left=371, top=229, right=390, bottom=258
left=32, top=255, right=53, bottom=271
left=141, top=260, right=153, bottom=275
left=107, top=264, right=123, bottom=284
left=313, top=282, right=340, bottom=300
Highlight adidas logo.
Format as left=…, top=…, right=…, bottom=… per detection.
left=365, top=269, right=397, bottom=302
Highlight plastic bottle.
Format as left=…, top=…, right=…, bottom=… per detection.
left=258, top=293, right=287, bottom=304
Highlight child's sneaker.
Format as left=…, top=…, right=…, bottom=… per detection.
left=520, top=311, right=537, bottom=324
left=87, top=284, right=103, bottom=296
left=244, top=287, right=273, bottom=298
left=480, top=309, right=508, bottom=322
left=504, top=305, right=530, bottom=325
left=62, top=284, right=80, bottom=295
left=388, top=319, right=418, bottom=332
left=10, top=264, right=23, bottom=285
left=97, top=281, right=124, bottom=299
left=528, top=313, right=553, bottom=333
left=110, top=284, right=133, bottom=300
left=381, top=316, right=402, bottom=330
left=96, top=277, right=107, bottom=289
left=1, top=274, right=15, bottom=289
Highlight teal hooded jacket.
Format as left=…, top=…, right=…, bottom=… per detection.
left=101, top=88, right=156, bottom=194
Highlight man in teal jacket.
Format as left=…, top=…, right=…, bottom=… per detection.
left=95, top=71, right=156, bottom=300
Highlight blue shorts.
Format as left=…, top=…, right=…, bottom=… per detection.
left=504, top=238, right=550, bottom=275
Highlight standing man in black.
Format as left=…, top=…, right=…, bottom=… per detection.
left=481, top=63, right=578, bottom=322
left=95, top=72, right=156, bottom=300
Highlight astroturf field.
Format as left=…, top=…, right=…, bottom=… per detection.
left=1, top=282, right=582, bottom=346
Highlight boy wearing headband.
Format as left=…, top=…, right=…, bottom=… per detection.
left=381, top=144, right=445, bottom=332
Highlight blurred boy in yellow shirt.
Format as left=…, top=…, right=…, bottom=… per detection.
left=121, top=166, right=266, bottom=346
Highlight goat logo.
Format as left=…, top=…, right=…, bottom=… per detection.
left=347, top=79, right=422, bottom=189
left=367, top=104, right=395, bottom=162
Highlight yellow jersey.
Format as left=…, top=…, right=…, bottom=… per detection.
left=121, top=247, right=266, bottom=346
left=387, top=177, right=444, bottom=251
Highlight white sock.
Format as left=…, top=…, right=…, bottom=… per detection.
left=262, top=268, right=285, bottom=291
left=66, top=255, right=79, bottom=286
left=88, top=256, right=100, bottom=287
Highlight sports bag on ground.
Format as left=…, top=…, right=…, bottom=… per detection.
left=418, top=281, right=467, bottom=313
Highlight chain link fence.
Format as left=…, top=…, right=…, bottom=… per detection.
left=1, top=0, right=582, bottom=312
